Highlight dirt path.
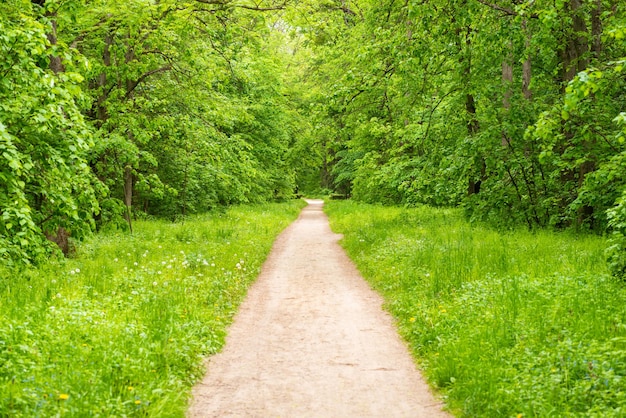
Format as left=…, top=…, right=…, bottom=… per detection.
left=188, top=199, right=450, bottom=417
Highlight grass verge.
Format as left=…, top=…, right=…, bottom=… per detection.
left=325, top=200, right=626, bottom=417
left=0, top=200, right=305, bottom=417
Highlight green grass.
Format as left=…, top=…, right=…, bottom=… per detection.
left=0, top=200, right=305, bottom=417
left=325, top=200, right=626, bottom=417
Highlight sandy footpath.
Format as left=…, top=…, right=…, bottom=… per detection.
left=188, top=199, right=450, bottom=417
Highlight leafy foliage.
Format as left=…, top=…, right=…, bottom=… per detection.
left=0, top=4, right=100, bottom=264
left=0, top=0, right=310, bottom=264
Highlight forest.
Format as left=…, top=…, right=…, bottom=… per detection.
left=1, top=0, right=625, bottom=270
left=1, top=0, right=626, bottom=415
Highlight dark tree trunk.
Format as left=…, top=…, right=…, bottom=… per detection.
left=522, top=19, right=532, bottom=100
left=124, top=165, right=133, bottom=233
left=561, top=0, right=589, bottom=83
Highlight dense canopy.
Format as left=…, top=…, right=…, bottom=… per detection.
left=1, top=0, right=625, bottom=272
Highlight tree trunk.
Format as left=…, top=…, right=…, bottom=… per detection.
left=96, top=33, right=113, bottom=124
left=522, top=19, right=532, bottom=101
left=46, top=19, right=65, bottom=74
left=561, top=0, right=589, bottom=83
left=502, top=41, right=513, bottom=147
left=123, top=165, right=133, bottom=233
left=591, top=0, right=602, bottom=59
left=462, top=26, right=483, bottom=196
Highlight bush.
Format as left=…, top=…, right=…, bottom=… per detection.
left=607, top=190, right=626, bottom=279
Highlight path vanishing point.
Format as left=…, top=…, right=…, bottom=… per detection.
left=188, top=199, right=450, bottom=417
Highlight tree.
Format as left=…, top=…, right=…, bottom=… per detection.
left=0, top=0, right=100, bottom=263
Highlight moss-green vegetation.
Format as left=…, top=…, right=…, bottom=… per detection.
left=0, top=200, right=305, bottom=417
left=326, top=200, right=626, bottom=417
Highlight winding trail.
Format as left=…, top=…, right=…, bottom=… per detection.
left=188, top=199, right=449, bottom=417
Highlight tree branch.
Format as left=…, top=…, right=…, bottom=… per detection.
left=194, top=0, right=288, bottom=11
left=474, top=0, right=539, bottom=18
left=125, top=65, right=172, bottom=99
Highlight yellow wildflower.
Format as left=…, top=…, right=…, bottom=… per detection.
left=58, top=393, right=69, bottom=400
left=135, top=400, right=141, bottom=405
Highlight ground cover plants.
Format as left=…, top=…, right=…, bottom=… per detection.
left=325, top=200, right=626, bottom=417
left=0, top=200, right=305, bottom=417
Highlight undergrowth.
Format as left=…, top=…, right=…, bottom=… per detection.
left=0, top=200, right=305, bottom=417
left=326, top=200, right=626, bottom=417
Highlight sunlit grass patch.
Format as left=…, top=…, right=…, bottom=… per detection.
left=326, top=200, right=626, bottom=417
left=0, top=200, right=305, bottom=417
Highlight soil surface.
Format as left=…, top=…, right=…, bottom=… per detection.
left=188, top=199, right=450, bottom=417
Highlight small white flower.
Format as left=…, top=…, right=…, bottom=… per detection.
left=70, top=270, right=75, bottom=275
left=114, top=258, right=118, bottom=262
left=75, top=268, right=80, bottom=273
left=157, top=271, right=162, bottom=275
left=153, top=281, right=158, bottom=286
left=133, top=262, right=138, bottom=266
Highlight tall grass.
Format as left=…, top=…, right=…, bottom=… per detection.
left=326, top=200, right=626, bottom=417
left=0, top=200, right=305, bottom=417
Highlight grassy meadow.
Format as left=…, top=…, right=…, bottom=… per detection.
left=325, top=200, right=626, bottom=417
left=0, top=200, right=305, bottom=417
